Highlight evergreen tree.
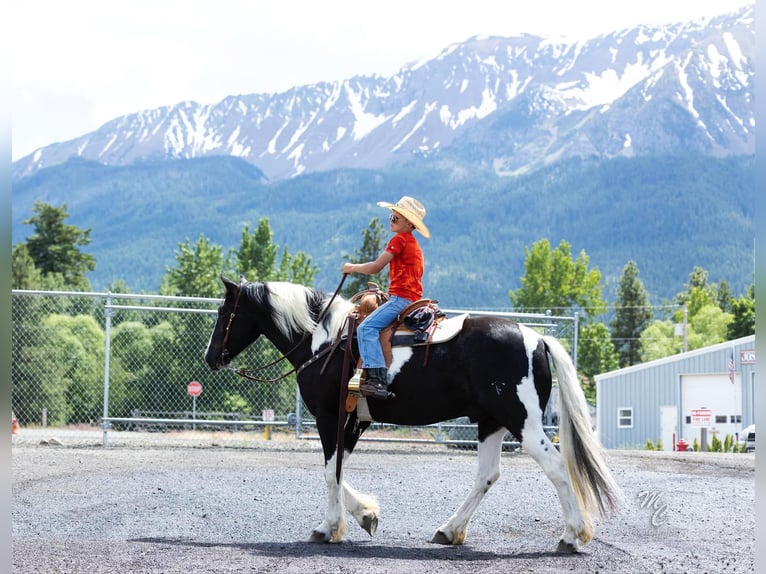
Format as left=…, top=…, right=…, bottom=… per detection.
left=236, top=219, right=278, bottom=282
left=160, top=234, right=230, bottom=297
left=610, top=260, right=653, bottom=367
left=342, top=217, right=389, bottom=297
left=12, top=244, right=44, bottom=290
left=20, top=201, right=96, bottom=290
left=715, top=279, right=733, bottom=313
left=236, top=218, right=317, bottom=285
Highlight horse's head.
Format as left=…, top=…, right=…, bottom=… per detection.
left=205, top=275, right=262, bottom=370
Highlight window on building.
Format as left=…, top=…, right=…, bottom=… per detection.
left=618, top=407, right=633, bottom=428
left=715, top=415, right=727, bottom=424
left=730, top=415, right=742, bottom=423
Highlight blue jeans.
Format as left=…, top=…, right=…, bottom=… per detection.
left=357, top=295, right=412, bottom=369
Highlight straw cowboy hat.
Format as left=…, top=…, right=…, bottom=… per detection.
left=377, top=196, right=430, bottom=238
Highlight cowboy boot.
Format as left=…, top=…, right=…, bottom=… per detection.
left=359, top=367, right=393, bottom=400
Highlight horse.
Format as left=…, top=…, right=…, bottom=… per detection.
left=204, top=276, right=622, bottom=552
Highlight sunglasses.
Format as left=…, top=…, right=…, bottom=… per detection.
left=389, top=213, right=400, bottom=223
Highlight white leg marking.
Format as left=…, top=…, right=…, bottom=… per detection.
left=342, top=481, right=380, bottom=536
left=516, top=325, right=591, bottom=549
left=312, top=452, right=347, bottom=543
left=434, top=428, right=505, bottom=545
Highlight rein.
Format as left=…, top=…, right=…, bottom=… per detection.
left=224, top=274, right=349, bottom=383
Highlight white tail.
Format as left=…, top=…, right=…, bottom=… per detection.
left=543, top=335, right=623, bottom=518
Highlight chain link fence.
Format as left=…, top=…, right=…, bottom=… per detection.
left=11, top=290, right=573, bottom=449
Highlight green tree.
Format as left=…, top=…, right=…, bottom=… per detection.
left=235, top=218, right=317, bottom=284
left=675, top=266, right=732, bottom=314
left=639, top=320, right=679, bottom=362
left=727, top=284, right=755, bottom=339
left=509, top=239, right=607, bottom=319
left=12, top=243, right=45, bottom=290
left=687, top=305, right=732, bottom=348
left=610, top=261, right=653, bottom=367
left=275, top=247, right=318, bottom=285
left=577, top=321, right=619, bottom=402
left=46, top=314, right=105, bottom=424
left=160, top=234, right=230, bottom=297
left=716, top=280, right=733, bottom=313
left=640, top=303, right=733, bottom=362
left=236, top=219, right=278, bottom=282
left=342, top=217, right=389, bottom=297
left=21, top=201, right=96, bottom=290
left=13, top=313, right=105, bottom=426
left=110, top=320, right=186, bottom=412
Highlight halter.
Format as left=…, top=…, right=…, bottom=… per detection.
left=221, top=274, right=349, bottom=383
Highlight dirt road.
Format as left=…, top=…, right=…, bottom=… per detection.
left=12, top=443, right=755, bottom=573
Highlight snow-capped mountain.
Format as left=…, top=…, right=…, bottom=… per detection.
left=12, top=5, right=753, bottom=181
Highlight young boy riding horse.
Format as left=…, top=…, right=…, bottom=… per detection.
left=342, top=196, right=430, bottom=399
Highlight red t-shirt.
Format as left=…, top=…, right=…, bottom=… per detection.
left=386, top=232, right=424, bottom=301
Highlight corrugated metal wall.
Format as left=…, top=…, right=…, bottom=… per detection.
left=595, top=336, right=755, bottom=449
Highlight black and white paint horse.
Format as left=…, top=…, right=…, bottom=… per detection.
left=205, top=277, right=622, bottom=552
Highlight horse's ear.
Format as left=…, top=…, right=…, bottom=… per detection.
left=221, top=275, right=238, bottom=290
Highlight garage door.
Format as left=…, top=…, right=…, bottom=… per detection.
left=681, top=373, right=742, bottom=446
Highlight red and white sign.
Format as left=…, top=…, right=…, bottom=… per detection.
left=690, top=408, right=713, bottom=426
left=187, top=381, right=203, bottom=397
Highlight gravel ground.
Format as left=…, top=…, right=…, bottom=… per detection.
left=12, top=442, right=755, bottom=573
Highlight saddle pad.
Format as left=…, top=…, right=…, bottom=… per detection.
left=391, top=313, right=469, bottom=348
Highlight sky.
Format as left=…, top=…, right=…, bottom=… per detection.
left=10, top=0, right=753, bottom=161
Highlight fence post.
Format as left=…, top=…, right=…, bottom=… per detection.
left=101, top=293, right=113, bottom=446
left=295, top=384, right=302, bottom=439
left=573, top=311, right=579, bottom=370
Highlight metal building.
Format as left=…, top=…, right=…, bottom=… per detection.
left=594, top=335, right=755, bottom=450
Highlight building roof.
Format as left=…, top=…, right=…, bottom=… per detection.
left=594, top=335, right=755, bottom=382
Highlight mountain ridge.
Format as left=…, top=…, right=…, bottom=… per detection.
left=12, top=6, right=753, bottom=182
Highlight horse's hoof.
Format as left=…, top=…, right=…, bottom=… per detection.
left=556, top=539, right=579, bottom=553
left=309, top=530, right=330, bottom=543
left=430, top=530, right=452, bottom=545
left=362, top=515, right=378, bottom=537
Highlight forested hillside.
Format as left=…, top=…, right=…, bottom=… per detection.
left=11, top=154, right=754, bottom=308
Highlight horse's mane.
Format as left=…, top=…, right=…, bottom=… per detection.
left=261, top=282, right=353, bottom=349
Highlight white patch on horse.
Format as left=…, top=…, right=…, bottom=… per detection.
left=516, top=325, right=544, bottom=446
left=491, top=380, right=507, bottom=395
left=388, top=348, right=414, bottom=381
left=311, top=298, right=355, bottom=353
left=515, top=325, right=545, bottom=428
left=268, top=282, right=317, bottom=339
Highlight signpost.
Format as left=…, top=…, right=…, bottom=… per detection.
left=263, top=409, right=275, bottom=440
left=188, top=381, right=202, bottom=429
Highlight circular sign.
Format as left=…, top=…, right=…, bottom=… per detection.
left=187, top=381, right=203, bottom=397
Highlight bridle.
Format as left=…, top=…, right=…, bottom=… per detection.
left=220, top=274, right=349, bottom=383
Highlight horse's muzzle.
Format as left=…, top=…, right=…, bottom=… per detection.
left=205, top=350, right=229, bottom=371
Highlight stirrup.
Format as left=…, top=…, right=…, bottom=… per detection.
left=348, top=368, right=362, bottom=394
left=359, top=380, right=395, bottom=400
